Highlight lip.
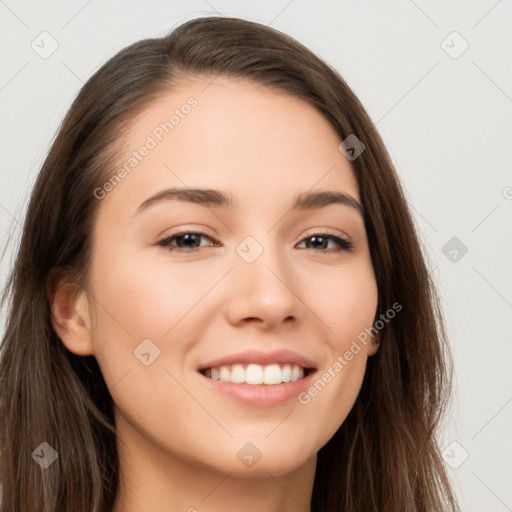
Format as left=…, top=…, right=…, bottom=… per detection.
left=197, top=349, right=317, bottom=371
left=197, top=349, right=318, bottom=407
left=198, top=370, right=317, bottom=406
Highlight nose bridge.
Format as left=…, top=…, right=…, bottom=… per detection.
left=236, top=232, right=288, bottom=290
left=226, top=232, right=299, bottom=326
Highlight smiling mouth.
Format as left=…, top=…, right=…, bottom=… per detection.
left=200, top=363, right=314, bottom=385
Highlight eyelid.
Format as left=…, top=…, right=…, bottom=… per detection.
left=300, top=227, right=352, bottom=243
left=158, top=226, right=353, bottom=242
left=156, top=225, right=218, bottom=242
left=157, top=229, right=219, bottom=247
left=297, top=232, right=354, bottom=252
left=157, top=228, right=355, bottom=254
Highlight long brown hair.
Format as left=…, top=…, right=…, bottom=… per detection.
left=0, top=16, right=460, bottom=511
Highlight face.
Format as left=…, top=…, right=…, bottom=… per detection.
left=74, top=76, right=379, bottom=477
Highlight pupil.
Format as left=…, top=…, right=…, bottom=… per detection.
left=181, top=234, right=198, bottom=247
left=310, top=236, right=326, bottom=249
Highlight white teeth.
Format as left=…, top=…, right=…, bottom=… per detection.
left=246, top=363, right=263, bottom=384
left=203, top=363, right=306, bottom=385
left=230, top=364, right=245, bottom=383
left=263, top=364, right=281, bottom=385
left=281, top=364, right=291, bottom=382
left=219, top=366, right=230, bottom=382
left=291, top=365, right=303, bottom=381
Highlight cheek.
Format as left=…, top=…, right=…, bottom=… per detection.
left=88, top=246, right=218, bottom=338
left=295, top=264, right=377, bottom=441
left=86, top=247, right=222, bottom=391
left=309, top=262, right=378, bottom=349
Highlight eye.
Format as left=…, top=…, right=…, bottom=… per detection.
left=296, top=233, right=354, bottom=253
left=157, top=231, right=354, bottom=254
left=157, top=231, right=219, bottom=252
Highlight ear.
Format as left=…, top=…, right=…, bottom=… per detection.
left=47, top=270, right=94, bottom=356
left=367, top=333, right=380, bottom=356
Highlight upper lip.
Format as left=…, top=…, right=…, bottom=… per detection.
left=198, top=349, right=317, bottom=371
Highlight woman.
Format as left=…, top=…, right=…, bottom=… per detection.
left=0, top=16, right=460, bottom=512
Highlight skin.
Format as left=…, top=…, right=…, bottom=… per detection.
left=50, top=76, right=380, bottom=512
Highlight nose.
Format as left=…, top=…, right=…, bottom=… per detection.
left=224, top=242, right=301, bottom=330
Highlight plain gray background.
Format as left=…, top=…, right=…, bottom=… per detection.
left=1, top=1, right=511, bottom=510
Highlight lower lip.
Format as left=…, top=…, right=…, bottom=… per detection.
left=198, top=371, right=317, bottom=407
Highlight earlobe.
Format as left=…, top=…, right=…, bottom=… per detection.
left=367, top=334, right=380, bottom=356
left=47, top=271, right=94, bottom=356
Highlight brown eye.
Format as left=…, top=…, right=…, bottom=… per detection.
left=297, top=234, right=354, bottom=253
left=158, top=231, right=219, bottom=252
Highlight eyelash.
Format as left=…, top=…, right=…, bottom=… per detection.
left=157, top=230, right=354, bottom=254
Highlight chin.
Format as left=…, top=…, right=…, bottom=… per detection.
left=191, top=432, right=320, bottom=478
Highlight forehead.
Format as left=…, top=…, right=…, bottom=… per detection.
left=101, top=76, right=361, bottom=214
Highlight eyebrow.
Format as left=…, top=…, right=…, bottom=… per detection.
left=134, top=187, right=365, bottom=218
